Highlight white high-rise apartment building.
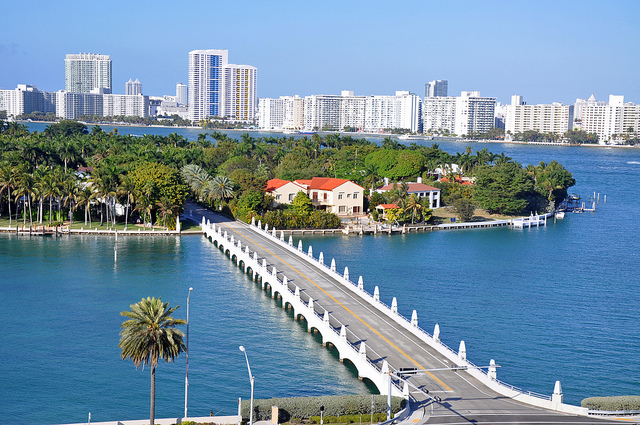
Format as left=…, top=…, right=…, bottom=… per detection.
left=423, top=96, right=457, bottom=134
left=302, top=91, right=421, bottom=133
left=364, top=91, right=421, bottom=133
left=282, top=95, right=305, bottom=130
left=65, top=53, right=112, bottom=93
left=0, top=85, right=57, bottom=118
left=304, top=95, right=343, bottom=131
left=423, top=91, right=495, bottom=136
left=425, top=80, right=448, bottom=98
left=224, top=64, right=257, bottom=121
left=125, top=78, right=142, bottom=95
left=258, top=98, right=284, bottom=129
left=189, top=49, right=228, bottom=123
left=582, top=95, right=640, bottom=143
left=176, top=83, right=188, bottom=106
left=258, top=96, right=305, bottom=130
left=454, top=91, right=496, bottom=136
left=505, top=95, right=574, bottom=135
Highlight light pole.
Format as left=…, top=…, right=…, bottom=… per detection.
left=184, top=287, right=193, bottom=419
left=239, top=345, right=255, bottom=425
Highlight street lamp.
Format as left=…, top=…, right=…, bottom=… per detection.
left=239, top=345, right=255, bottom=425
left=184, top=287, right=193, bottom=419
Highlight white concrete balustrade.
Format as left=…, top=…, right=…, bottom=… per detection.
left=201, top=216, right=587, bottom=416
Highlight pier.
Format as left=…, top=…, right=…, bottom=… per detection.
left=186, top=204, right=621, bottom=425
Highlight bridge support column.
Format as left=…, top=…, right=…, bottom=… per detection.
left=488, top=359, right=497, bottom=380
left=552, top=381, right=563, bottom=408
left=458, top=340, right=466, bottom=361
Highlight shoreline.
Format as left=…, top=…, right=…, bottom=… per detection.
left=18, top=120, right=638, bottom=149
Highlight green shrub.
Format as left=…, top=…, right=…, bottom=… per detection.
left=581, top=395, right=640, bottom=411
left=240, top=395, right=405, bottom=421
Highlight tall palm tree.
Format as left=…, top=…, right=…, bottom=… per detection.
left=208, top=175, right=234, bottom=208
left=117, top=174, right=136, bottom=230
left=0, top=163, right=15, bottom=225
left=404, top=194, right=423, bottom=224
left=119, top=297, right=186, bottom=425
left=77, top=186, right=94, bottom=227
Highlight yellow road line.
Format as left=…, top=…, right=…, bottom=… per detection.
left=211, top=217, right=453, bottom=392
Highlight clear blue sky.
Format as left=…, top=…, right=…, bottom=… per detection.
left=2, top=0, right=639, bottom=105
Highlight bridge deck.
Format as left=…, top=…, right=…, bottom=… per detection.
left=187, top=205, right=622, bottom=425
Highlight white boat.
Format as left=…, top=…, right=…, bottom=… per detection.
left=555, top=211, right=565, bottom=219
left=398, top=134, right=431, bottom=140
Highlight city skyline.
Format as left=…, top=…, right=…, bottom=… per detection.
left=1, top=0, right=639, bottom=105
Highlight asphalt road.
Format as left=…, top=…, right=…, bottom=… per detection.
left=186, top=205, right=629, bottom=425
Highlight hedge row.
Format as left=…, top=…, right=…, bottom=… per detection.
left=240, top=395, right=405, bottom=422
left=309, top=413, right=388, bottom=424
left=260, top=210, right=342, bottom=229
left=581, top=396, right=640, bottom=411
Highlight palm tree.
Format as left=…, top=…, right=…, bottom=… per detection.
left=404, top=194, right=423, bottom=224
left=77, top=186, right=94, bottom=227
left=206, top=175, right=234, bottom=209
left=117, top=175, right=136, bottom=230
left=0, top=163, right=15, bottom=225
left=119, top=297, right=186, bottom=425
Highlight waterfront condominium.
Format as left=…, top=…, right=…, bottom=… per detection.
left=189, top=49, right=229, bottom=123
left=224, top=64, right=257, bottom=121
left=505, top=95, right=574, bottom=136
left=422, top=91, right=495, bottom=136
left=65, top=53, right=112, bottom=93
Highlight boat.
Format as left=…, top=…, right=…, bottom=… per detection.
left=398, top=134, right=432, bottom=140
left=298, top=130, right=316, bottom=135
left=282, top=129, right=297, bottom=134
left=555, top=211, right=565, bottom=219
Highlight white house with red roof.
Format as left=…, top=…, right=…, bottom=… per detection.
left=376, top=177, right=441, bottom=209
left=265, top=178, right=307, bottom=206
left=265, top=177, right=365, bottom=216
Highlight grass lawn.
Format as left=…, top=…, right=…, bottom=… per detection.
left=431, top=206, right=514, bottom=224
left=0, top=217, right=200, bottom=232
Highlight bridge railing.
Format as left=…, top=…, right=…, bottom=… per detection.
left=242, top=220, right=555, bottom=402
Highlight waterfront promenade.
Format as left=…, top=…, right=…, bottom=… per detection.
left=186, top=204, right=625, bottom=425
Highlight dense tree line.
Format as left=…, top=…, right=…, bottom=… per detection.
left=0, top=120, right=575, bottom=230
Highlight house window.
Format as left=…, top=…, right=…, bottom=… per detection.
left=338, top=192, right=344, bottom=199
left=276, top=194, right=281, bottom=200
left=289, top=193, right=295, bottom=201
left=339, top=205, right=346, bottom=213
left=324, top=193, right=328, bottom=200
left=312, top=192, right=318, bottom=200
left=353, top=192, right=358, bottom=199
left=353, top=206, right=360, bottom=213
left=347, top=193, right=352, bottom=198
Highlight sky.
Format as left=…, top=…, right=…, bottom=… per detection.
left=1, top=0, right=639, bottom=105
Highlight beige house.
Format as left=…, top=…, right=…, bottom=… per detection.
left=376, top=178, right=441, bottom=209
left=265, top=177, right=365, bottom=216
left=265, top=178, right=307, bottom=206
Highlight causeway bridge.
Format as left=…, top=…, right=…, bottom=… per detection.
left=187, top=204, right=625, bottom=425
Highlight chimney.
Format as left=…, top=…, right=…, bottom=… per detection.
left=384, top=177, right=389, bottom=186
left=417, top=177, right=422, bottom=184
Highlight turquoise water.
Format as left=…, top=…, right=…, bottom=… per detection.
left=2, top=124, right=639, bottom=424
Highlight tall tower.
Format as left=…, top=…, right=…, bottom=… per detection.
left=224, top=64, right=257, bottom=120
left=188, top=49, right=228, bottom=123
left=176, top=82, right=188, bottom=106
left=425, top=80, right=448, bottom=98
left=125, top=78, right=142, bottom=95
left=65, top=53, right=112, bottom=93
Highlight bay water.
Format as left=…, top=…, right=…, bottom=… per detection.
left=2, top=124, right=639, bottom=424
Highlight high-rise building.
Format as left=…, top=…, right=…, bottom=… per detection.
left=581, top=95, right=640, bottom=143
left=425, top=80, right=448, bottom=98
left=65, top=53, right=112, bottom=93
left=505, top=95, right=574, bottom=135
left=188, top=49, right=228, bottom=123
left=176, top=82, right=188, bottom=106
left=125, top=78, right=142, bottom=95
left=224, top=64, right=257, bottom=121
left=422, top=91, right=495, bottom=136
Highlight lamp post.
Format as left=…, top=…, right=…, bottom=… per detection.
left=184, top=287, right=193, bottom=419
left=239, top=345, right=254, bottom=425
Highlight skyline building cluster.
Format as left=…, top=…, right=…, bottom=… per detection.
left=188, top=49, right=258, bottom=124
left=1, top=51, right=639, bottom=144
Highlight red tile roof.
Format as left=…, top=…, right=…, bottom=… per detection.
left=265, top=178, right=301, bottom=192
left=294, top=177, right=363, bottom=191
left=376, top=203, right=399, bottom=209
left=377, top=182, right=440, bottom=192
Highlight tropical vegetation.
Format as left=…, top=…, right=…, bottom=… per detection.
left=118, top=297, right=186, bottom=425
left=0, top=120, right=575, bottom=229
